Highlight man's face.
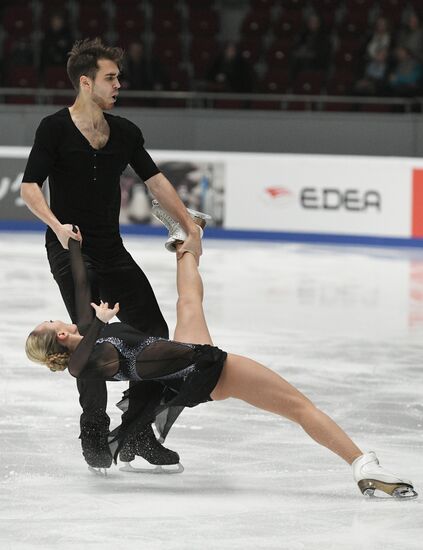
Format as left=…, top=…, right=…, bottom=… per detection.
left=91, top=59, right=121, bottom=110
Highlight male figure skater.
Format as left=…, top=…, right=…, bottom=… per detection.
left=21, top=38, right=201, bottom=473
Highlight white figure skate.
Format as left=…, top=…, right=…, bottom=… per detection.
left=352, top=452, right=418, bottom=499
left=151, top=200, right=211, bottom=252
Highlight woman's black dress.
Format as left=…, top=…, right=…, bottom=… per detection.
left=67, top=239, right=227, bottom=460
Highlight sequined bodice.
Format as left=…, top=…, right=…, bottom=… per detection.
left=96, top=335, right=160, bottom=381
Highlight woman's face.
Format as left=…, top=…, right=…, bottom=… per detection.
left=35, top=320, right=78, bottom=335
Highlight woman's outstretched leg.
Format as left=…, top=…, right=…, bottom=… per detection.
left=173, top=244, right=213, bottom=346
left=211, top=353, right=363, bottom=465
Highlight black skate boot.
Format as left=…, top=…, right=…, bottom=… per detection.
left=119, top=424, right=184, bottom=474
left=80, top=415, right=113, bottom=476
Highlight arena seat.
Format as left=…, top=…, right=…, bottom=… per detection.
left=152, top=8, right=182, bottom=36
left=293, top=70, right=325, bottom=94
left=43, top=66, right=71, bottom=88
left=241, top=11, right=271, bottom=38
left=359, top=103, right=395, bottom=113
left=190, top=38, right=219, bottom=79
left=1, top=5, right=33, bottom=36
left=185, top=0, right=214, bottom=8
left=259, top=68, right=291, bottom=93
left=152, top=37, right=183, bottom=67
left=77, top=6, right=109, bottom=37
left=344, top=0, right=373, bottom=10
left=5, top=66, right=38, bottom=104
left=115, top=6, right=145, bottom=35
left=323, top=71, right=355, bottom=111
left=239, top=38, right=263, bottom=64
left=333, top=46, right=364, bottom=74
left=272, top=11, right=304, bottom=39
left=281, top=0, right=308, bottom=9
left=266, top=39, right=294, bottom=70
left=250, top=0, right=277, bottom=10
left=188, top=9, right=220, bottom=37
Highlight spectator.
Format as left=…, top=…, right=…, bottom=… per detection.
left=206, top=41, right=254, bottom=93
left=122, top=41, right=168, bottom=91
left=7, top=38, right=34, bottom=68
left=396, top=12, right=423, bottom=63
left=40, top=12, right=73, bottom=74
left=366, top=17, right=391, bottom=61
left=388, top=46, right=422, bottom=96
left=354, top=46, right=389, bottom=95
left=291, top=14, right=331, bottom=76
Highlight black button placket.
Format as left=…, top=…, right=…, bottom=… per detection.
left=93, top=151, right=97, bottom=181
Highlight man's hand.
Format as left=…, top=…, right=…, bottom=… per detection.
left=91, top=300, right=120, bottom=323
left=178, top=227, right=202, bottom=264
left=56, top=224, right=82, bottom=249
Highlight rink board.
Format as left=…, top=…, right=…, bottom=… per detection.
left=1, top=146, right=423, bottom=246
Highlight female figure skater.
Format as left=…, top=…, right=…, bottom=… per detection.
left=25, top=203, right=417, bottom=499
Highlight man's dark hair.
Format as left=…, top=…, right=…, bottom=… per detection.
left=67, top=37, right=123, bottom=91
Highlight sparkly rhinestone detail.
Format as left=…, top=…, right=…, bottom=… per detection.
left=96, top=336, right=198, bottom=382
left=96, top=336, right=159, bottom=381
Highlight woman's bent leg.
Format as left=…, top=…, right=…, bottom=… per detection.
left=173, top=249, right=213, bottom=345
left=211, top=354, right=363, bottom=465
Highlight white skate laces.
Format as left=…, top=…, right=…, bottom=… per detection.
left=352, top=451, right=417, bottom=499
left=151, top=200, right=211, bottom=253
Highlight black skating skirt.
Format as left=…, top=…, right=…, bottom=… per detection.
left=108, top=343, right=227, bottom=460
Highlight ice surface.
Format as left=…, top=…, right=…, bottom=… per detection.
left=0, top=232, right=422, bottom=550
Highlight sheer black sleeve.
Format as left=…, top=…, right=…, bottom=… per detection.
left=68, top=238, right=93, bottom=329
left=22, top=116, right=59, bottom=186
left=68, top=317, right=106, bottom=377
left=68, top=238, right=106, bottom=377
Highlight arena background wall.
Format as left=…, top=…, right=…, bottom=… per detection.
left=1, top=105, right=423, bottom=157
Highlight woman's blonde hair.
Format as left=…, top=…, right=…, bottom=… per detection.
left=25, top=328, right=70, bottom=372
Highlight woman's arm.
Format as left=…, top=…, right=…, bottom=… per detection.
left=68, top=290, right=120, bottom=378
left=68, top=235, right=93, bottom=329
left=68, top=317, right=107, bottom=377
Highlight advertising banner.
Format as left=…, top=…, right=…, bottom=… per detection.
left=120, top=154, right=225, bottom=228
left=0, top=148, right=38, bottom=221
left=224, top=153, right=423, bottom=238
left=1, top=147, right=423, bottom=242
left=0, top=147, right=226, bottom=228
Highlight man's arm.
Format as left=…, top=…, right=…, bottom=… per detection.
left=21, top=115, right=81, bottom=249
left=20, top=182, right=81, bottom=249
left=145, top=172, right=202, bottom=262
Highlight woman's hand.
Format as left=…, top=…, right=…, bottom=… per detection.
left=91, top=300, right=120, bottom=323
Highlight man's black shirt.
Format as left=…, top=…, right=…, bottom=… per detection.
left=22, top=108, right=160, bottom=256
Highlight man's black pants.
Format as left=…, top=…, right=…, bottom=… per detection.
left=47, top=240, right=169, bottom=426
